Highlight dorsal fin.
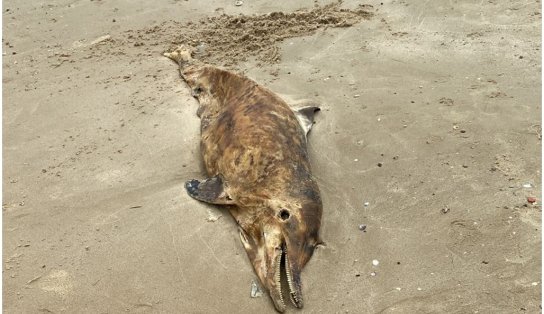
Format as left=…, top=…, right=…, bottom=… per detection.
left=295, top=106, right=321, bottom=137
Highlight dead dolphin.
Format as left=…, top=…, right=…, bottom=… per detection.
left=165, top=46, right=323, bottom=312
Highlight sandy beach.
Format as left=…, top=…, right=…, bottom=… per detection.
left=3, top=0, right=541, bottom=312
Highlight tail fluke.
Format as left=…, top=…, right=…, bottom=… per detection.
left=163, top=45, right=195, bottom=66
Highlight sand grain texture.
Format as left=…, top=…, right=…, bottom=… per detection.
left=3, top=0, right=541, bottom=313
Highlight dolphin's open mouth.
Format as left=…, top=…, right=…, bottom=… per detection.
left=274, top=245, right=303, bottom=310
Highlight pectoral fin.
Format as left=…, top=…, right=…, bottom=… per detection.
left=185, top=175, right=234, bottom=205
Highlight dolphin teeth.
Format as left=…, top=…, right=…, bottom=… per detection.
left=285, top=255, right=302, bottom=308
left=275, top=248, right=284, bottom=308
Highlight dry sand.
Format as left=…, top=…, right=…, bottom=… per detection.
left=3, top=0, right=542, bottom=313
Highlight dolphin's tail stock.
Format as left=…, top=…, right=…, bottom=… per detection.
left=164, top=45, right=210, bottom=101
left=163, top=45, right=204, bottom=83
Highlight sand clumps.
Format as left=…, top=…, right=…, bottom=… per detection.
left=111, top=2, right=373, bottom=68
left=174, top=2, right=373, bottom=66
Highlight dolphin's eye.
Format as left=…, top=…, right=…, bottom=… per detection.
left=279, top=209, right=290, bottom=221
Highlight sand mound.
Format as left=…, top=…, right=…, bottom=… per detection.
left=94, top=2, right=373, bottom=68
